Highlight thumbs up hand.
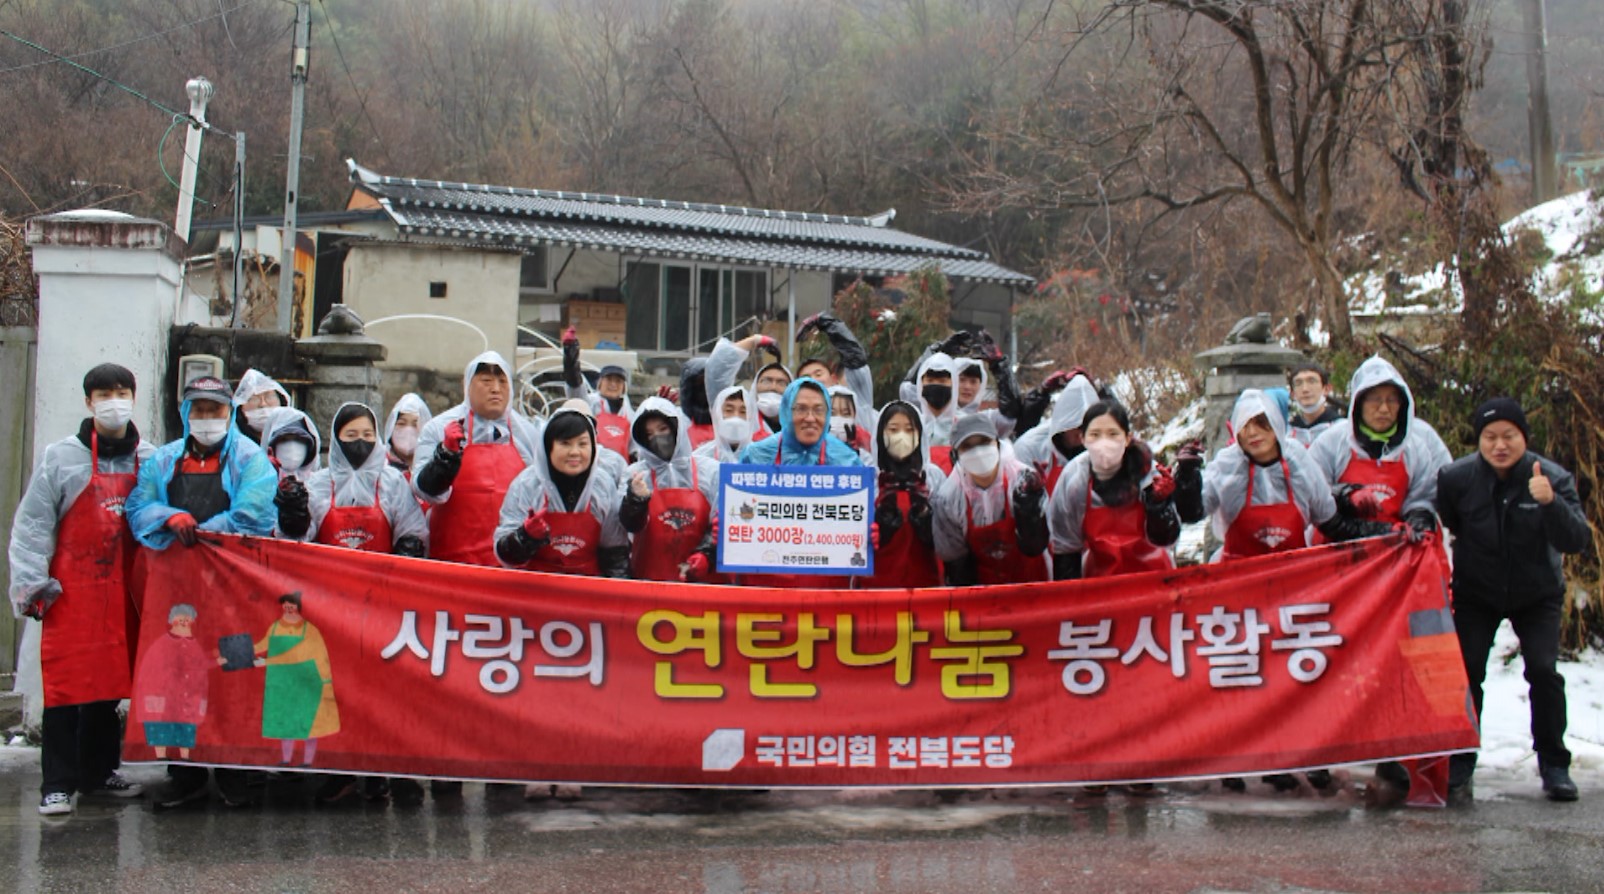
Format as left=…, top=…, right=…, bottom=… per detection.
left=1529, top=460, right=1554, bottom=505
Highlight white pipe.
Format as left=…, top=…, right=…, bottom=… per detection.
left=175, top=77, right=212, bottom=246
left=365, top=314, right=490, bottom=353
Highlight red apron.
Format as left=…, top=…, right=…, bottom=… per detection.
left=631, top=462, right=711, bottom=581
left=1081, top=476, right=1174, bottom=578
left=1337, top=450, right=1409, bottom=523
left=1221, top=460, right=1308, bottom=561
left=931, top=446, right=954, bottom=476
left=685, top=421, right=716, bottom=450
left=740, top=439, right=847, bottom=589
left=595, top=411, right=631, bottom=459
left=857, top=490, right=942, bottom=589
left=964, top=473, right=1050, bottom=585
left=1042, top=457, right=1067, bottom=496
left=525, top=495, right=602, bottom=576
left=429, top=416, right=526, bottom=566
left=1310, top=449, right=1412, bottom=545
left=316, top=476, right=393, bottom=553
left=42, top=434, right=139, bottom=707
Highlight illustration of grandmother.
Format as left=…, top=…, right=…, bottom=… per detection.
left=131, top=604, right=212, bottom=759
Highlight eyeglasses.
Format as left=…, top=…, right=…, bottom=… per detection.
left=1362, top=394, right=1403, bottom=408
left=791, top=406, right=828, bottom=419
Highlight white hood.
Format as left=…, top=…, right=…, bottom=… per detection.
left=259, top=406, right=321, bottom=481
left=233, top=369, right=291, bottom=408
left=383, top=393, right=433, bottom=443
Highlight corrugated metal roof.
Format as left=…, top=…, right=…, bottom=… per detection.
left=390, top=207, right=1034, bottom=286
left=346, top=158, right=1030, bottom=285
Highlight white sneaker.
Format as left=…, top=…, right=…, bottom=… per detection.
left=90, top=773, right=145, bottom=798
left=38, top=792, right=73, bottom=816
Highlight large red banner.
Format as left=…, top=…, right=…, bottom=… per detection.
left=123, top=533, right=1476, bottom=786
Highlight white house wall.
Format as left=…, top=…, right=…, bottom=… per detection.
left=342, top=243, right=520, bottom=377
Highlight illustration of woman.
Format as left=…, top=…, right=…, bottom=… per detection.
left=255, top=592, right=340, bottom=765
left=132, top=604, right=211, bottom=759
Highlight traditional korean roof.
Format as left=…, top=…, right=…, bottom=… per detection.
left=346, top=159, right=1032, bottom=286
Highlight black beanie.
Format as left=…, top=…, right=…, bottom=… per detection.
left=1472, top=397, right=1529, bottom=439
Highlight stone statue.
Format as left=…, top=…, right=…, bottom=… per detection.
left=1223, top=312, right=1273, bottom=345
left=316, top=303, right=365, bottom=337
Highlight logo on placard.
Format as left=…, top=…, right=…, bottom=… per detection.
left=738, top=501, right=756, bottom=521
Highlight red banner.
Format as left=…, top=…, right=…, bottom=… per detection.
left=123, top=533, right=1476, bottom=786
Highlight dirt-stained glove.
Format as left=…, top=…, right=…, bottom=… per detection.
left=972, top=330, right=1007, bottom=371
left=755, top=335, right=782, bottom=364
left=1175, top=440, right=1205, bottom=476
left=795, top=312, right=829, bottom=343
left=680, top=553, right=710, bottom=582
left=1401, top=509, right=1438, bottom=544
left=1143, top=464, right=1177, bottom=506
left=167, top=512, right=200, bottom=547
left=875, top=497, right=905, bottom=543
left=939, top=330, right=977, bottom=358
left=274, top=476, right=312, bottom=538
left=561, top=326, right=583, bottom=387
left=655, top=384, right=679, bottom=404
left=1334, top=483, right=1385, bottom=519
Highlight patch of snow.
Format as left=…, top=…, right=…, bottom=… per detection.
left=1476, top=622, right=1604, bottom=783
left=1174, top=520, right=1207, bottom=566
left=1150, top=398, right=1205, bottom=456
left=876, top=309, right=897, bottom=322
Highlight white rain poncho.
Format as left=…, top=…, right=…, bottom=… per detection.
left=303, top=402, right=429, bottom=551
left=412, top=351, right=542, bottom=504
left=897, top=351, right=961, bottom=448
left=566, top=364, right=634, bottom=419
left=493, top=407, right=628, bottom=567
left=1013, top=373, right=1101, bottom=481
left=232, top=368, right=293, bottom=440
left=953, top=357, right=1015, bottom=440
left=1046, top=451, right=1163, bottom=556
left=1203, top=389, right=1337, bottom=546
left=705, top=336, right=792, bottom=439
left=620, top=396, right=719, bottom=506
left=931, top=437, right=1031, bottom=562
left=259, top=406, right=322, bottom=483
left=383, top=393, right=434, bottom=467
left=695, top=385, right=756, bottom=464
left=8, top=428, right=156, bottom=612
left=1307, top=356, right=1452, bottom=518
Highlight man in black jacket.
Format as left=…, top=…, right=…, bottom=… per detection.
left=1437, top=398, right=1592, bottom=803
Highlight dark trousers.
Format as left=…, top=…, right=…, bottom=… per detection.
left=167, top=764, right=250, bottom=801
left=41, top=700, right=123, bottom=796
left=1452, top=598, right=1570, bottom=781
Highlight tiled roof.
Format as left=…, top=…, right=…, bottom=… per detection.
left=347, top=159, right=1031, bottom=285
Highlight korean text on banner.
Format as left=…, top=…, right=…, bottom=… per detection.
left=124, top=533, right=1477, bottom=786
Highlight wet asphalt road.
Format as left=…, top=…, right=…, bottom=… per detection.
left=3, top=759, right=1602, bottom=894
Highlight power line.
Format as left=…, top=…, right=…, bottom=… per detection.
left=315, top=0, right=389, bottom=163
left=0, top=0, right=265, bottom=76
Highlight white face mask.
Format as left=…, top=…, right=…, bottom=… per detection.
left=755, top=392, right=782, bottom=419
left=958, top=442, right=999, bottom=477
left=245, top=407, right=273, bottom=430
left=389, top=425, right=419, bottom=455
left=717, top=416, right=750, bottom=446
left=1086, top=437, right=1126, bottom=477
left=884, top=431, right=918, bottom=461
left=273, top=440, right=309, bottom=470
left=92, top=398, right=133, bottom=429
left=1296, top=397, right=1325, bottom=415
left=829, top=417, right=850, bottom=440
left=189, top=417, right=228, bottom=447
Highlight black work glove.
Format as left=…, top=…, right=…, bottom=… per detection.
left=939, top=330, right=977, bottom=358
left=1012, top=468, right=1049, bottom=557
left=1316, top=514, right=1395, bottom=543
left=274, top=476, right=311, bottom=538
left=1402, top=508, right=1439, bottom=544
left=392, top=535, right=427, bottom=558
left=1333, top=483, right=1385, bottom=520
left=561, top=326, right=583, bottom=387
left=1053, top=552, right=1083, bottom=581
left=971, top=329, right=1007, bottom=372
left=906, top=491, right=935, bottom=546
left=414, top=441, right=463, bottom=497
left=875, top=495, right=905, bottom=544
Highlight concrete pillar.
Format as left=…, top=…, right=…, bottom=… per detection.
left=294, top=304, right=387, bottom=434
left=26, top=211, right=184, bottom=457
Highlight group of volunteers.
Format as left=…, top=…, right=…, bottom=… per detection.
left=8, top=312, right=1591, bottom=816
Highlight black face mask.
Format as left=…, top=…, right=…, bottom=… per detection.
left=921, top=383, right=952, bottom=410
left=339, top=439, right=375, bottom=469
left=647, top=433, right=676, bottom=462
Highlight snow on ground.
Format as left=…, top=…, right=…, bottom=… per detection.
left=1348, top=189, right=1603, bottom=326
left=1149, top=397, right=1205, bottom=457
left=1476, top=622, right=1604, bottom=786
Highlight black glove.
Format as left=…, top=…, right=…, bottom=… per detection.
left=1402, top=508, right=1439, bottom=543
left=971, top=330, right=1007, bottom=371
left=906, top=492, right=935, bottom=547
left=1332, top=483, right=1385, bottom=519
left=619, top=487, right=652, bottom=533
left=939, top=330, right=978, bottom=358
left=1316, top=514, right=1395, bottom=543
left=1012, top=469, right=1049, bottom=557
left=414, top=442, right=463, bottom=497
left=875, top=496, right=905, bottom=544
left=798, top=312, right=869, bottom=371
left=1052, top=552, right=1083, bottom=581
left=561, top=326, right=583, bottom=388
left=944, top=555, right=978, bottom=587
left=599, top=545, right=632, bottom=579
left=1172, top=442, right=1206, bottom=524
left=392, top=535, right=427, bottom=558
left=274, top=477, right=311, bottom=538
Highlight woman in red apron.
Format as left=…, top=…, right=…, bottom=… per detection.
left=415, top=352, right=537, bottom=567
left=495, top=407, right=631, bottom=577
left=618, top=398, right=722, bottom=582
left=303, top=403, right=429, bottom=556
left=9, top=363, right=155, bottom=813
left=858, top=402, right=945, bottom=589
left=1046, top=401, right=1181, bottom=580
left=930, top=414, right=1050, bottom=586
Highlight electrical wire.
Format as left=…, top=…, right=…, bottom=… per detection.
left=157, top=114, right=220, bottom=208
left=0, top=0, right=265, bottom=76
left=315, top=0, right=388, bottom=162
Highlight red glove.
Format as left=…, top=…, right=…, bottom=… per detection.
left=1174, top=440, right=1205, bottom=476
left=522, top=510, right=551, bottom=543
left=442, top=419, right=467, bottom=454
left=870, top=522, right=880, bottom=550
left=1144, top=465, right=1177, bottom=503
left=1040, top=370, right=1071, bottom=393
left=756, top=335, right=781, bottom=362
left=656, top=384, right=679, bottom=403
left=795, top=312, right=824, bottom=342
left=1340, top=484, right=1385, bottom=519
left=680, top=553, right=710, bottom=582
left=561, top=326, right=579, bottom=348
left=710, top=510, right=720, bottom=534
left=166, top=512, right=199, bottom=547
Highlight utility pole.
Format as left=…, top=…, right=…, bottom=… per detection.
left=175, top=77, right=213, bottom=245
left=1522, top=0, right=1557, bottom=205
left=278, top=0, right=311, bottom=335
